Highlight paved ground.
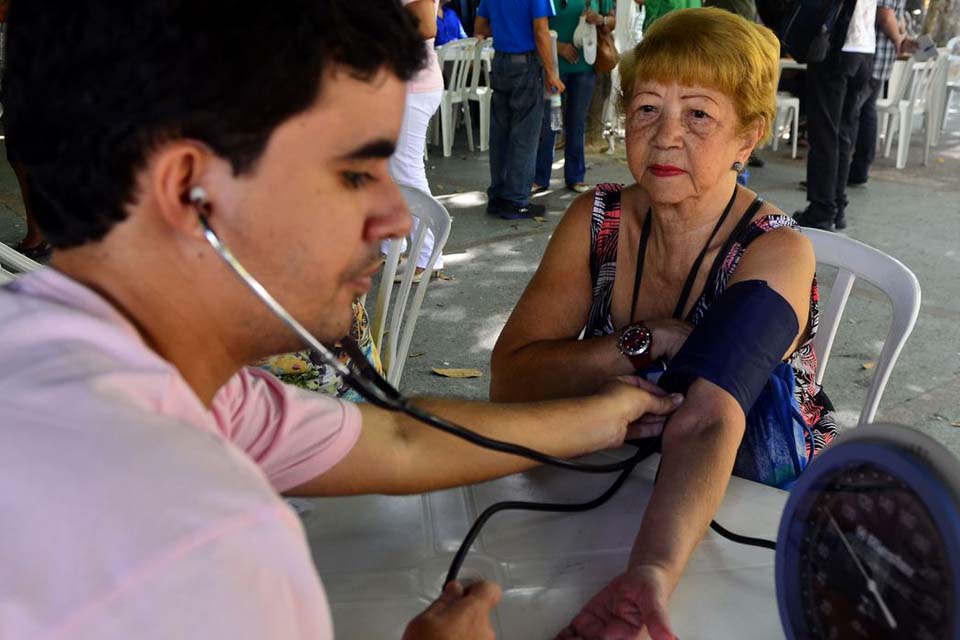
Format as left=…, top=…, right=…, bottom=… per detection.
left=2, top=108, right=959, bottom=454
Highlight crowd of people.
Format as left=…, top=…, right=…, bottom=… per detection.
left=0, top=0, right=946, bottom=638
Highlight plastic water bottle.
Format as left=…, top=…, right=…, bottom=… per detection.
left=549, top=93, right=563, bottom=132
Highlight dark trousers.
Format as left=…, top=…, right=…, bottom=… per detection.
left=848, top=76, right=884, bottom=184
left=535, top=70, right=596, bottom=187
left=805, top=52, right=874, bottom=223
left=488, top=52, right=544, bottom=206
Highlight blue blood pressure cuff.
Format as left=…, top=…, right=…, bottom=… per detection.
left=659, top=280, right=799, bottom=414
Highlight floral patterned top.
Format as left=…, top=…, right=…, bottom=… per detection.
left=585, top=183, right=837, bottom=457
left=256, top=300, right=382, bottom=403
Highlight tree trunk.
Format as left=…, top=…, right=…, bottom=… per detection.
left=924, top=0, right=960, bottom=46
left=585, top=72, right=613, bottom=153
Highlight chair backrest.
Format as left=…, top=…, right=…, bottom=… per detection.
left=884, top=59, right=911, bottom=102
left=468, top=39, right=493, bottom=95
left=804, top=229, right=921, bottom=425
left=438, top=37, right=477, bottom=98
left=904, top=59, right=938, bottom=113
left=372, top=186, right=452, bottom=387
left=0, top=266, right=15, bottom=285
left=0, top=243, right=42, bottom=274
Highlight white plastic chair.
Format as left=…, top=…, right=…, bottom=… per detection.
left=881, top=58, right=938, bottom=169
left=0, top=243, right=43, bottom=274
left=804, top=229, right=921, bottom=425
left=876, top=59, right=910, bottom=141
left=433, top=38, right=478, bottom=157
left=372, top=185, right=452, bottom=387
left=0, top=266, right=15, bottom=285
left=465, top=39, right=494, bottom=152
left=772, top=92, right=799, bottom=159
left=928, top=49, right=952, bottom=145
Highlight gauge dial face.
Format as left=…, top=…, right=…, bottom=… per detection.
left=796, top=463, right=953, bottom=640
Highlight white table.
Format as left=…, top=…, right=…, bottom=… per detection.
left=301, top=450, right=789, bottom=639
left=779, top=59, right=807, bottom=72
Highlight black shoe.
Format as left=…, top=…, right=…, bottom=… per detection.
left=16, top=240, right=53, bottom=262
left=498, top=201, right=545, bottom=220
left=486, top=197, right=507, bottom=215
left=847, top=179, right=867, bottom=188
left=834, top=209, right=847, bottom=230
left=793, top=209, right=835, bottom=232
left=748, top=153, right=765, bottom=168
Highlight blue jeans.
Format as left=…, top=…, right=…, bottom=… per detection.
left=488, top=52, right=544, bottom=206
left=535, top=70, right=596, bottom=188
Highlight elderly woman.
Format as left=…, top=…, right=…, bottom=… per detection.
left=491, top=8, right=835, bottom=638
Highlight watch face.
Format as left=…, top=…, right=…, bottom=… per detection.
left=788, top=462, right=955, bottom=640
left=619, top=326, right=651, bottom=356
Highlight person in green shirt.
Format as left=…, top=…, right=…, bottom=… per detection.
left=641, top=0, right=701, bottom=31
left=534, top=0, right=615, bottom=193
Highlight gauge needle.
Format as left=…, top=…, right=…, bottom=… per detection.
left=828, top=511, right=898, bottom=630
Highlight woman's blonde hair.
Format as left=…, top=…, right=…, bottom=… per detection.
left=619, top=7, right=780, bottom=143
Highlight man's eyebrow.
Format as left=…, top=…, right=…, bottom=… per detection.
left=338, top=139, right=396, bottom=161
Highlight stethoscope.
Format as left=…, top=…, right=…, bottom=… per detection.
left=189, top=186, right=775, bottom=589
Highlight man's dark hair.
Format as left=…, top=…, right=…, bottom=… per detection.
left=2, top=0, right=426, bottom=248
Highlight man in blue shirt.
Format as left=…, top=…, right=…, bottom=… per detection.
left=436, top=0, right=468, bottom=46
left=476, top=0, right=564, bottom=219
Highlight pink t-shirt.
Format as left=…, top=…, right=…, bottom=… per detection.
left=405, top=0, right=444, bottom=93
left=0, top=268, right=363, bottom=639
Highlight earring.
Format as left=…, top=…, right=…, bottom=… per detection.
left=732, top=161, right=744, bottom=173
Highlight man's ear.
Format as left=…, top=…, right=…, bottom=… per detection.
left=147, top=141, right=218, bottom=240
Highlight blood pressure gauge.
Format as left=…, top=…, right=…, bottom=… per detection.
left=776, top=424, right=960, bottom=639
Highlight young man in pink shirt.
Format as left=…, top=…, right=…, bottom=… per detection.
left=0, top=1, right=681, bottom=639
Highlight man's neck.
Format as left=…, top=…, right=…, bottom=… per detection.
left=52, top=247, right=250, bottom=407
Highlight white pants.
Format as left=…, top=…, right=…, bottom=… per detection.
left=384, top=90, right=444, bottom=269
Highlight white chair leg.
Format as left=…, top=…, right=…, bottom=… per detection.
left=441, top=98, right=454, bottom=158
left=884, top=112, right=898, bottom=159
left=463, top=101, right=475, bottom=152
left=479, top=94, right=491, bottom=152
left=923, top=112, right=932, bottom=166
left=896, top=106, right=912, bottom=169
left=772, top=108, right=783, bottom=152
left=791, top=106, right=799, bottom=159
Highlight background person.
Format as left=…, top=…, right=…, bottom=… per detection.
left=533, top=0, right=616, bottom=195
left=848, top=0, right=918, bottom=186
left=475, top=0, right=565, bottom=220
left=491, top=10, right=835, bottom=637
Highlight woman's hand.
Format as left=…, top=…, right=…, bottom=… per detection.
left=556, top=565, right=678, bottom=640
left=584, top=8, right=604, bottom=25
left=646, top=319, right=693, bottom=362
left=558, top=42, right=580, bottom=64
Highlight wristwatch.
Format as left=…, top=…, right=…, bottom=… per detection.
left=617, top=323, right=653, bottom=371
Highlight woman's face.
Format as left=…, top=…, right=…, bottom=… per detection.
left=625, top=80, right=758, bottom=205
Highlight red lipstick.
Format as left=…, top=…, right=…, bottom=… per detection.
left=649, top=164, right=686, bottom=177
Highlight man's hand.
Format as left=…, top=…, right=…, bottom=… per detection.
left=404, top=581, right=502, bottom=640
left=646, top=319, right=694, bottom=362
left=547, top=72, right=566, bottom=95
left=558, top=42, right=580, bottom=65
left=596, top=377, right=684, bottom=444
left=556, top=566, right=678, bottom=640
left=898, top=36, right=919, bottom=55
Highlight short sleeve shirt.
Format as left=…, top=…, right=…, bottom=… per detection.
left=552, top=0, right=615, bottom=75
left=478, top=0, right=556, bottom=53
left=643, top=0, right=701, bottom=32
left=0, top=268, right=363, bottom=639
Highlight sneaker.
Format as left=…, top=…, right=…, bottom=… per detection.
left=566, top=182, right=591, bottom=194
left=498, top=201, right=545, bottom=220
left=793, top=209, right=835, bottom=232
left=834, top=209, right=847, bottom=230
left=531, top=183, right=548, bottom=194
left=486, top=197, right=507, bottom=215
